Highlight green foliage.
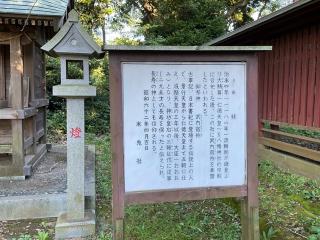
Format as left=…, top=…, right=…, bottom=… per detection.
left=308, top=226, right=320, bottom=240
left=263, top=121, right=320, bottom=139
left=259, top=160, right=320, bottom=239
left=34, top=230, right=49, bottom=240
left=111, top=37, right=141, bottom=46
left=66, top=60, right=84, bottom=79
left=114, top=0, right=283, bottom=46
left=96, top=231, right=112, bottom=240
left=45, top=56, right=64, bottom=111
left=280, top=126, right=320, bottom=139
left=146, top=0, right=227, bottom=45
left=86, top=57, right=110, bottom=135
left=92, top=136, right=112, bottom=201
left=75, top=0, right=112, bottom=33
left=47, top=110, right=66, bottom=132
left=226, top=0, right=282, bottom=28
left=303, top=190, right=320, bottom=202
left=46, top=56, right=110, bottom=137
left=125, top=200, right=241, bottom=239
left=12, top=235, right=32, bottom=240
left=88, top=136, right=241, bottom=240
left=118, top=0, right=228, bottom=45
left=261, top=226, right=278, bottom=240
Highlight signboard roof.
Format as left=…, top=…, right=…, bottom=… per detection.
left=104, top=45, right=272, bottom=52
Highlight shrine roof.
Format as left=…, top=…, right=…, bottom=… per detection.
left=0, top=0, right=71, bottom=17
left=104, top=45, right=272, bottom=52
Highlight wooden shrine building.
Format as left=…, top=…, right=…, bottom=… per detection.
left=0, top=0, right=73, bottom=178
left=207, top=0, right=320, bottom=178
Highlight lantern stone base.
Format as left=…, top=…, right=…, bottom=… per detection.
left=55, top=209, right=95, bottom=239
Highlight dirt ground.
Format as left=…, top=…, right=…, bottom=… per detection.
left=0, top=145, right=95, bottom=240
left=0, top=145, right=94, bottom=197
left=0, top=146, right=67, bottom=197
left=0, top=218, right=57, bottom=240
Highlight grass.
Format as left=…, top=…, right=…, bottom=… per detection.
left=263, top=121, right=320, bottom=139
left=259, top=160, right=320, bottom=240
left=8, top=134, right=320, bottom=240
left=88, top=135, right=242, bottom=240
left=90, top=135, right=319, bottom=240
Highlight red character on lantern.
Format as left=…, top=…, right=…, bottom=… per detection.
left=70, top=127, right=82, bottom=138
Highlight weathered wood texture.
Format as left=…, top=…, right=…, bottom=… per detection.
left=259, top=23, right=320, bottom=128
left=34, top=44, right=46, bottom=99
left=259, top=145, right=320, bottom=180
left=260, top=137, right=320, bottom=162
left=260, top=120, right=320, bottom=165
left=0, top=46, right=5, bottom=101
left=0, top=120, right=11, bottom=144
left=0, top=31, right=48, bottom=177
left=5, top=45, right=10, bottom=106
left=126, top=186, right=248, bottom=205
left=10, top=36, right=23, bottom=109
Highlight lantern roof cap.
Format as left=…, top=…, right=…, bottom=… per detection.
left=41, top=9, right=104, bottom=58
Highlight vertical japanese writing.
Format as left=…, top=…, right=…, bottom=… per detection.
left=223, top=72, right=230, bottom=179
left=187, top=72, right=194, bottom=181
left=124, top=63, right=245, bottom=192
left=209, top=72, right=215, bottom=179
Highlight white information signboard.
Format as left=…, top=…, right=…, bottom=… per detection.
left=122, top=62, right=246, bottom=192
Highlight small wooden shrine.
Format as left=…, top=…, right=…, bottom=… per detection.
left=0, top=0, right=73, bottom=178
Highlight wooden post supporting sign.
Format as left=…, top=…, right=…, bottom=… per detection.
left=107, top=46, right=272, bottom=240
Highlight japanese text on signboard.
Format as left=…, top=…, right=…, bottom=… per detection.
left=122, top=63, right=246, bottom=192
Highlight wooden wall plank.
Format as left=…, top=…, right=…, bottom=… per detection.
left=306, top=25, right=317, bottom=127
left=10, top=37, right=23, bottom=109
left=293, top=29, right=302, bottom=124
left=279, top=33, right=290, bottom=122
left=314, top=24, right=320, bottom=128
left=259, top=22, right=320, bottom=129
left=0, top=45, right=5, bottom=101
left=260, top=137, right=320, bottom=162
left=9, top=36, right=25, bottom=176
left=0, top=120, right=12, bottom=144
left=34, top=45, right=45, bottom=99
left=23, top=43, right=33, bottom=106
left=258, top=52, right=264, bottom=124
left=267, top=39, right=275, bottom=121
left=11, top=119, right=24, bottom=176
left=272, top=38, right=280, bottom=121
left=126, top=186, right=247, bottom=204
left=288, top=30, right=297, bottom=124
left=5, top=45, right=11, bottom=107
left=298, top=27, right=309, bottom=125
left=277, top=35, right=285, bottom=122
left=262, top=45, right=269, bottom=120
left=261, top=128, right=320, bottom=145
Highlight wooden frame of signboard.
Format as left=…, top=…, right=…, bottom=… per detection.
left=107, top=46, right=272, bottom=240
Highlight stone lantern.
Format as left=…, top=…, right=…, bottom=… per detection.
left=41, top=10, right=103, bottom=239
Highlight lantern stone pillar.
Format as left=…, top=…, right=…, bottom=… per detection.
left=67, top=97, right=85, bottom=219
left=41, top=9, right=103, bottom=239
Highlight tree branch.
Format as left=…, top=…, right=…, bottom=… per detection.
left=258, top=0, right=270, bottom=19
left=225, top=0, right=250, bottom=18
